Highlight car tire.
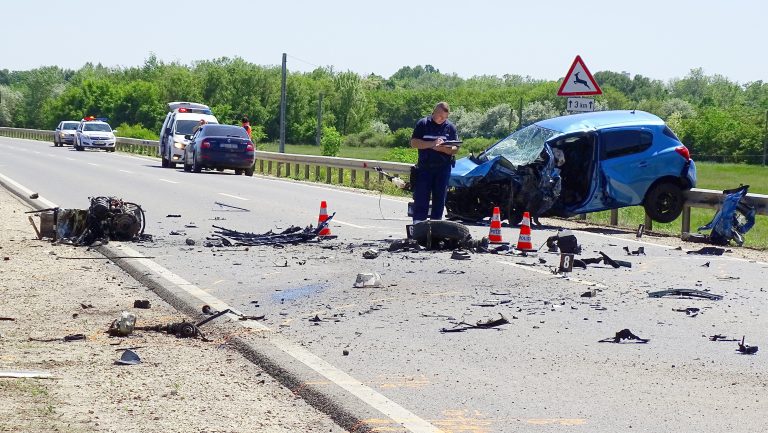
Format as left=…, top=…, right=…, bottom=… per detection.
left=410, top=220, right=471, bottom=249
left=245, top=167, right=254, bottom=177
left=643, top=182, right=684, bottom=223
left=192, top=152, right=201, bottom=173
left=234, top=169, right=243, bottom=175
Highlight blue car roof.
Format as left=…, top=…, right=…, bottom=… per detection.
left=536, top=110, right=664, bottom=134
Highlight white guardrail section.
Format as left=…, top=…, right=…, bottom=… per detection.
left=1, top=127, right=766, bottom=234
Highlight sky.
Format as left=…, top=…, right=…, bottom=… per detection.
left=2, top=0, right=766, bottom=84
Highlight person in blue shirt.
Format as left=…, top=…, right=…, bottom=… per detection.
left=410, top=102, right=459, bottom=223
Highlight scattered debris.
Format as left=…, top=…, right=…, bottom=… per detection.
left=623, top=246, right=645, bottom=256
left=687, top=247, right=727, bottom=256
left=709, top=334, right=739, bottom=342
left=108, top=311, right=136, bottom=337
left=471, top=299, right=512, bottom=307
left=185, top=238, right=196, bottom=246
left=166, top=214, right=181, bottom=218
left=115, top=349, right=141, bottom=365
left=133, top=300, right=151, bottom=309
left=354, top=272, right=382, bottom=288
left=388, top=239, right=422, bottom=253
left=672, top=307, right=700, bottom=317
left=701, top=261, right=710, bottom=267
left=599, top=329, right=650, bottom=343
left=210, top=213, right=336, bottom=246
left=214, top=201, right=251, bottom=212
left=648, top=289, right=723, bottom=301
left=0, top=317, right=15, bottom=321
left=696, top=185, right=756, bottom=246
left=737, top=336, right=758, bottom=355
left=362, top=249, right=379, bottom=259
left=636, top=224, right=645, bottom=238
left=581, top=290, right=597, bottom=298
left=546, top=229, right=581, bottom=254
left=342, top=349, right=350, bottom=356
left=437, top=269, right=465, bottom=274
left=50, top=197, right=146, bottom=246
left=440, top=314, right=509, bottom=333
left=63, top=333, right=86, bottom=342
left=451, top=250, right=471, bottom=260
left=599, top=251, right=631, bottom=268
left=29, top=192, right=39, bottom=199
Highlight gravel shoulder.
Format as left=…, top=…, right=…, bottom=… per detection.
left=0, top=187, right=345, bottom=433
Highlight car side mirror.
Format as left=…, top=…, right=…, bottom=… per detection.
left=165, top=128, right=171, bottom=135
left=184, top=134, right=192, bottom=140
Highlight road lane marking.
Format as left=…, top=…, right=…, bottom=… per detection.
left=333, top=219, right=368, bottom=229
left=87, top=163, right=99, bottom=167
left=158, top=178, right=179, bottom=184
left=218, top=193, right=249, bottom=201
left=109, top=242, right=442, bottom=433
left=498, top=260, right=606, bottom=288
left=0, top=172, right=57, bottom=208
left=253, top=175, right=409, bottom=204
left=119, top=169, right=133, bottom=174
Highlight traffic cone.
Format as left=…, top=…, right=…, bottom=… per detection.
left=516, top=211, right=535, bottom=251
left=317, top=201, right=331, bottom=236
left=488, top=207, right=507, bottom=244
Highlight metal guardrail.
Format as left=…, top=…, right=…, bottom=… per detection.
left=1, top=127, right=766, bottom=235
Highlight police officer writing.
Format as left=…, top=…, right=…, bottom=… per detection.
left=410, top=102, right=459, bottom=224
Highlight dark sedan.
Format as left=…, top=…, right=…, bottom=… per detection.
left=183, top=124, right=255, bottom=176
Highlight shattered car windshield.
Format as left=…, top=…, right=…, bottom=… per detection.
left=482, top=124, right=559, bottom=165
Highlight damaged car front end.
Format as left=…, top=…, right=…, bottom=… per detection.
left=446, top=110, right=696, bottom=224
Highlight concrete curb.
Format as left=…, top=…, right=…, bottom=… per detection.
left=0, top=177, right=395, bottom=433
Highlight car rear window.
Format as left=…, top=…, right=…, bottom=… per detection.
left=63, top=123, right=78, bottom=130
left=203, top=125, right=249, bottom=138
left=600, top=129, right=653, bottom=160
left=175, top=120, right=204, bottom=135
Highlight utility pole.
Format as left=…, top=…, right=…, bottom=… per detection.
left=517, top=97, right=524, bottom=130
left=315, top=93, right=323, bottom=146
left=279, top=53, right=287, bottom=153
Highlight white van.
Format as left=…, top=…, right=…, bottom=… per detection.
left=159, top=102, right=218, bottom=168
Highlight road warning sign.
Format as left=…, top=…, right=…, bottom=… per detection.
left=557, top=55, right=602, bottom=96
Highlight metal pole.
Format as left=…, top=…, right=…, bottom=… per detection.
left=517, top=97, right=523, bottom=130
left=763, top=110, right=767, bottom=166
left=279, top=53, right=287, bottom=153
left=315, top=93, right=323, bottom=146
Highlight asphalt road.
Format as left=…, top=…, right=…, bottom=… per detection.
left=2, top=136, right=768, bottom=433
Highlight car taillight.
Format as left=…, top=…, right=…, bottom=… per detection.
left=246, top=142, right=254, bottom=152
left=201, top=140, right=211, bottom=149
left=674, top=145, right=690, bottom=161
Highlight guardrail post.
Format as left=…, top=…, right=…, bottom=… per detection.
left=378, top=172, right=384, bottom=183
left=610, top=209, right=618, bottom=226
left=644, top=214, right=653, bottom=231
left=681, top=205, right=691, bottom=233
left=325, top=167, right=332, bottom=184
left=277, top=162, right=283, bottom=177
left=350, top=169, right=357, bottom=186
left=338, top=168, right=344, bottom=184
left=259, top=160, right=264, bottom=173
left=267, top=161, right=273, bottom=174
left=315, top=165, right=320, bottom=181
left=364, top=170, right=370, bottom=188
left=304, top=164, right=309, bottom=180
left=285, top=162, right=291, bottom=177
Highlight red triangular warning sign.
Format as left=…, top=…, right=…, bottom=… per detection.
left=557, top=55, right=602, bottom=96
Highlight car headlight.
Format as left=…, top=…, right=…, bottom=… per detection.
left=174, top=141, right=186, bottom=149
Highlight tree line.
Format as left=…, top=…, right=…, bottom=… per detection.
left=0, top=56, right=766, bottom=162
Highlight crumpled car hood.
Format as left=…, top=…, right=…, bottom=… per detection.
left=449, top=155, right=521, bottom=188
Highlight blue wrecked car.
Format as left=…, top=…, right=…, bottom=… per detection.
left=446, top=110, right=696, bottom=224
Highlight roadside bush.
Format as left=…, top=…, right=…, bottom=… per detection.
left=462, top=137, right=497, bottom=155
left=321, top=126, right=342, bottom=156
left=387, top=147, right=418, bottom=163
left=344, top=130, right=394, bottom=148
left=391, top=127, right=413, bottom=147
left=115, top=123, right=158, bottom=140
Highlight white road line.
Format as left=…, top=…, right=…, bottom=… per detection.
left=65, top=157, right=76, bottom=161
left=333, top=219, right=368, bottom=229
left=158, top=178, right=179, bottom=184
left=119, top=169, right=133, bottom=174
left=0, top=172, right=58, bottom=208
left=218, top=193, right=249, bottom=201
left=87, top=163, right=99, bottom=167
left=112, top=244, right=441, bottom=433
left=498, top=260, right=607, bottom=288
left=254, top=175, right=409, bottom=204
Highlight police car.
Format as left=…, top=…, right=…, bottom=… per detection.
left=74, top=116, right=117, bottom=152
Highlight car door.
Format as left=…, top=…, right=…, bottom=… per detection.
left=596, top=127, right=655, bottom=207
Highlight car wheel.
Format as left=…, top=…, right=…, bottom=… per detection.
left=234, top=169, right=243, bottom=175
left=245, top=167, right=254, bottom=177
left=182, top=151, right=192, bottom=172
left=410, top=220, right=471, bottom=249
left=192, top=152, right=201, bottom=173
left=643, top=182, right=684, bottom=223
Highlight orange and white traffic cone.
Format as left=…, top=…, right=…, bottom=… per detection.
left=488, top=206, right=507, bottom=244
left=317, top=201, right=331, bottom=236
left=516, top=211, right=535, bottom=251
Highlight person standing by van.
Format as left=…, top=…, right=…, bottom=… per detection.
left=241, top=117, right=252, bottom=138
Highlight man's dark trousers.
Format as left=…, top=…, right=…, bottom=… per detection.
left=412, top=163, right=452, bottom=221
